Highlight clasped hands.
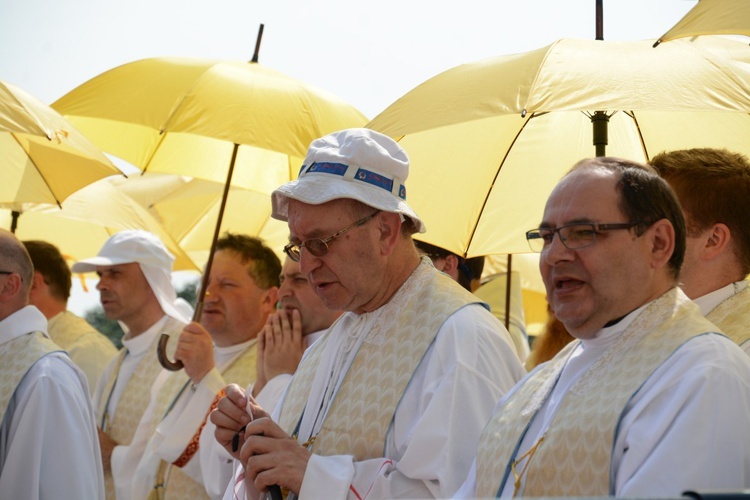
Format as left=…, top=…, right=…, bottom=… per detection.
left=210, top=383, right=311, bottom=496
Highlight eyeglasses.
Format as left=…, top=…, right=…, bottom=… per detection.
left=284, top=210, right=381, bottom=262
left=525, top=222, right=647, bottom=252
left=0, top=271, right=13, bottom=275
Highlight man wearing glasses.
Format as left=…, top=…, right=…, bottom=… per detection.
left=0, top=229, right=104, bottom=498
left=456, top=157, right=750, bottom=498
left=211, top=128, right=525, bottom=499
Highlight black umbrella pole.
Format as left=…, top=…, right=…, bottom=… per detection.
left=592, top=111, right=609, bottom=157
left=158, top=143, right=240, bottom=371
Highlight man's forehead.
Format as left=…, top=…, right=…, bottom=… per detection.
left=542, top=169, right=620, bottom=223
left=96, top=262, right=139, bottom=272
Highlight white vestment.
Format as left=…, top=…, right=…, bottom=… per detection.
left=0, top=306, right=105, bottom=499
left=694, top=280, right=750, bottom=355
left=122, top=339, right=254, bottom=499
left=455, top=293, right=750, bottom=498
left=235, top=262, right=526, bottom=499
left=216, top=330, right=325, bottom=500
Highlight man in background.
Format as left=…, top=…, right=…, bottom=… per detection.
left=72, top=229, right=191, bottom=499
left=24, top=239, right=118, bottom=394
left=126, top=234, right=281, bottom=499
left=651, top=147, right=750, bottom=353
left=0, top=229, right=104, bottom=498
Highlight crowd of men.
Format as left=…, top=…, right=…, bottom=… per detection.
left=1, top=128, right=749, bottom=499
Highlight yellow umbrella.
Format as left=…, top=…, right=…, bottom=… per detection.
left=53, top=53, right=367, bottom=369
left=110, top=173, right=290, bottom=269
left=654, top=0, right=750, bottom=46
left=4, top=177, right=197, bottom=272
left=367, top=36, right=750, bottom=258
left=52, top=57, right=367, bottom=189
left=0, top=80, right=123, bottom=213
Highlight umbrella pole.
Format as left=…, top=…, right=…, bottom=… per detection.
left=592, top=111, right=609, bottom=157
left=10, top=210, right=19, bottom=233
left=157, top=143, right=241, bottom=371
left=504, top=254, right=512, bottom=331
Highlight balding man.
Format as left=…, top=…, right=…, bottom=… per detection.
left=0, top=229, right=104, bottom=498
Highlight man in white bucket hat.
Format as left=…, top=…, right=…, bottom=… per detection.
left=212, top=128, right=525, bottom=499
left=71, top=229, right=191, bottom=499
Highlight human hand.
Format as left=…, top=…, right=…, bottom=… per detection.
left=97, top=428, right=118, bottom=473
left=174, top=321, right=214, bottom=384
left=253, top=310, right=304, bottom=397
left=240, top=417, right=311, bottom=497
left=210, top=383, right=269, bottom=461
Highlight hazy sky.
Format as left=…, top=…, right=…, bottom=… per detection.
left=0, top=0, right=698, bottom=314
left=1, top=0, right=697, bottom=119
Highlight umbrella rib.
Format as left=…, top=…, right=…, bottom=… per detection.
left=625, top=111, right=651, bottom=160
left=463, top=113, right=535, bottom=258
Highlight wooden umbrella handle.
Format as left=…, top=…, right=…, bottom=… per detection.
left=157, top=333, right=184, bottom=371
left=155, top=143, right=239, bottom=372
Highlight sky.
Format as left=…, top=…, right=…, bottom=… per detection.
left=0, top=0, right=698, bottom=314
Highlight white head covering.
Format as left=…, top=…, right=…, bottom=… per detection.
left=271, top=128, right=425, bottom=233
left=72, top=230, right=192, bottom=323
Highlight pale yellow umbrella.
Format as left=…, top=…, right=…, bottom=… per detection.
left=53, top=50, right=368, bottom=370
left=3, top=177, right=197, bottom=272
left=52, top=57, right=367, bottom=190
left=110, top=173, right=290, bottom=270
left=0, top=80, right=123, bottom=220
left=654, top=0, right=750, bottom=46
left=367, top=36, right=750, bottom=258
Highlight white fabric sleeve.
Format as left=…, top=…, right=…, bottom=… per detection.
left=297, top=305, right=526, bottom=499
left=615, top=334, right=750, bottom=496
left=0, top=354, right=104, bottom=500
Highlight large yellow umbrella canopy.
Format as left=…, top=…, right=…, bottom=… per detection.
left=654, top=0, right=750, bottom=46
left=367, top=36, right=750, bottom=257
left=52, top=57, right=368, bottom=189
left=0, top=80, right=123, bottom=210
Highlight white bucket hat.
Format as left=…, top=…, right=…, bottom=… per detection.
left=271, top=128, right=426, bottom=233
left=71, top=230, right=192, bottom=323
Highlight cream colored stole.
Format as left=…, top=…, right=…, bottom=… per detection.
left=150, top=341, right=258, bottom=500
left=278, top=269, right=481, bottom=460
left=47, top=311, right=96, bottom=349
left=475, top=288, right=717, bottom=498
left=99, top=316, right=183, bottom=499
left=0, top=331, right=61, bottom=424
left=706, top=284, right=750, bottom=347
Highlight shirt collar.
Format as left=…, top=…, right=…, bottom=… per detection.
left=121, top=314, right=170, bottom=356
left=693, top=280, right=748, bottom=316
left=0, top=305, right=49, bottom=346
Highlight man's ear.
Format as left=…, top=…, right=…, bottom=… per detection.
left=0, top=273, right=23, bottom=302
left=30, top=271, right=45, bottom=292
left=377, top=212, right=401, bottom=255
left=700, top=223, right=732, bottom=261
left=649, top=219, right=676, bottom=270
left=441, top=254, right=460, bottom=275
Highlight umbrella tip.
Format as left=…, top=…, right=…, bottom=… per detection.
left=251, top=24, right=265, bottom=63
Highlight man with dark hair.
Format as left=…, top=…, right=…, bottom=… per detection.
left=126, top=233, right=281, bottom=499
left=650, top=148, right=750, bottom=354
left=212, top=128, right=524, bottom=499
left=0, top=229, right=104, bottom=498
left=457, top=157, right=750, bottom=498
left=24, top=240, right=118, bottom=394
